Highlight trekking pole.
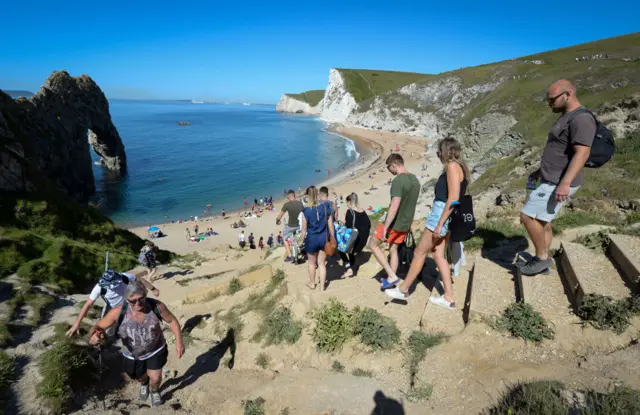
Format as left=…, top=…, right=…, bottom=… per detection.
left=98, top=347, right=106, bottom=410
left=104, top=251, right=110, bottom=272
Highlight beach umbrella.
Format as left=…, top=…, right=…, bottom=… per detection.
left=148, top=226, right=160, bottom=232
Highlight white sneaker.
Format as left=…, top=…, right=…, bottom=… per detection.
left=385, top=287, right=408, bottom=300
left=429, top=295, right=456, bottom=310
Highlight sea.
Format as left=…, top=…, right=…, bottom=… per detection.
left=91, top=100, right=360, bottom=227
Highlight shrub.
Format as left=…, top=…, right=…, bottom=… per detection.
left=582, top=386, right=640, bottom=415
left=403, top=382, right=433, bottom=403
left=491, top=303, right=555, bottom=342
left=352, top=368, right=373, bottom=378
left=255, top=353, right=270, bottom=369
left=486, top=380, right=567, bottom=415
left=244, top=397, right=266, bottom=415
left=260, top=306, right=302, bottom=345
left=228, top=277, right=243, bottom=295
left=37, top=340, right=95, bottom=413
left=312, top=299, right=354, bottom=353
left=406, top=331, right=447, bottom=385
left=577, top=294, right=633, bottom=334
left=0, top=351, right=16, bottom=414
left=331, top=360, right=345, bottom=373
left=352, top=307, right=400, bottom=351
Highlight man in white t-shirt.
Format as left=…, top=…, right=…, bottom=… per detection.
left=238, top=230, right=246, bottom=248
left=66, top=270, right=159, bottom=337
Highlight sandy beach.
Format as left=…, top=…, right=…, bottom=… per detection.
left=129, top=127, right=442, bottom=255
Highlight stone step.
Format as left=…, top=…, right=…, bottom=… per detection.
left=419, top=264, right=471, bottom=336
left=608, top=234, right=640, bottom=289
left=467, top=257, right=517, bottom=318
left=558, top=242, right=631, bottom=308
left=518, top=263, right=578, bottom=324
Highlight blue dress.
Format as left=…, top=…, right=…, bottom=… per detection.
left=303, top=203, right=331, bottom=254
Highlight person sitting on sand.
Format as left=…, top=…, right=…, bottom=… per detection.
left=259, top=236, right=264, bottom=250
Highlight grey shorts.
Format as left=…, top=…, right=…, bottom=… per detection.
left=521, top=182, right=580, bottom=222
left=283, top=225, right=300, bottom=240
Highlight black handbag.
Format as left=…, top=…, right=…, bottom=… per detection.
left=449, top=194, right=476, bottom=242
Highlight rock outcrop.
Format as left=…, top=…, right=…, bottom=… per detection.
left=276, top=94, right=323, bottom=115
left=0, top=70, right=126, bottom=200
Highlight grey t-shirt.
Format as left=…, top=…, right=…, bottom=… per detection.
left=540, top=108, right=596, bottom=187
left=281, top=200, right=303, bottom=227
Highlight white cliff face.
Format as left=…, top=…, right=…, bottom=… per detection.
left=320, top=69, right=358, bottom=123
left=276, top=95, right=323, bottom=115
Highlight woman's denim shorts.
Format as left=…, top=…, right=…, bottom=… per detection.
left=425, top=200, right=450, bottom=237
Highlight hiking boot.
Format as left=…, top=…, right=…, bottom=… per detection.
left=151, top=391, right=163, bottom=407
left=520, top=257, right=554, bottom=276
left=139, top=382, right=149, bottom=401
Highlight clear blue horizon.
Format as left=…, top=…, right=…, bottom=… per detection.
left=1, top=0, right=638, bottom=103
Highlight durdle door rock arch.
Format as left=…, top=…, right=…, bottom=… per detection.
left=0, top=70, right=126, bottom=201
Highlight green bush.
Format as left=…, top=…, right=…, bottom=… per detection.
left=228, top=277, right=243, bottom=295
left=406, top=331, right=447, bottom=384
left=352, top=368, right=373, bottom=378
left=352, top=307, right=400, bottom=351
left=244, top=397, right=266, bottom=415
left=582, top=386, right=640, bottom=415
left=255, top=353, right=270, bottom=369
left=0, top=351, right=16, bottom=414
left=260, top=306, right=302, bottom=345
left=403, top=382, right=433, bottom=403
left=577, top=293, right=636, bottom=334
left=491, top=303, right=555, bottom=342
left=312, top=299, right=354, bottom=353
left=37, top=340, right=95, bottom=413
left=486, top=380, right=568, bottom=415
left=331, top=360, right=345, bottom=373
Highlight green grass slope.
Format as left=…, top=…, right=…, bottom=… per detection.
left=284, top=90, right=325, bottom=107
left=336, top=69, right=433, bottom=102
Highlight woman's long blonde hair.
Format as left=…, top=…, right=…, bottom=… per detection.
left=437, top=136, right=471, bottom=183
left=306, top=186, right=319, bottom=207
left=346, top=192, right=359, bottom=207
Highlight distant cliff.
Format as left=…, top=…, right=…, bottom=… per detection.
left=276, top=90, right=324, bottom=114
left=0, top=70, right=127, bottom=201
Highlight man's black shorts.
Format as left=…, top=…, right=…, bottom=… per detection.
left=123, top=346, right=168, bottom=380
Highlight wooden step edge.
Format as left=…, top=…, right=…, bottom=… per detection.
left=608, top=235, right=640, bottom=289
left=557, top=242, right=585, bottom=308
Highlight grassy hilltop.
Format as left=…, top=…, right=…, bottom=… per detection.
left=284, top=89, right=325, bottom=106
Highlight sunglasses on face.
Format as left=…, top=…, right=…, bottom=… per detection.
left=127, top=296, right=146, bottom=305
left=547, top=91, right=567, bottom=104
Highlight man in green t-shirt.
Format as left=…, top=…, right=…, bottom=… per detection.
left=369, top=153, right=420, bottom=287
left=276, top=190, right=304, bottom=262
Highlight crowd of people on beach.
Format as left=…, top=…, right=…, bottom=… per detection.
left=66, top=79, right=601, bottom=407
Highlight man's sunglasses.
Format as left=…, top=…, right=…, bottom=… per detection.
left=547, top=91, right=568, bottom=104
left=127, top=296, right=146, bottom=305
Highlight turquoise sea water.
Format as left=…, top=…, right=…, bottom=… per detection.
left=92, top=100, right=360, bottom=226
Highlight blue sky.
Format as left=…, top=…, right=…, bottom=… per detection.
left=1, top=0, right=638, bottom=103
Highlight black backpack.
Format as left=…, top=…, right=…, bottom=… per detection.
left=449, top=195, right=476, bottom=242
left=567, top=108, right=615, bottom=168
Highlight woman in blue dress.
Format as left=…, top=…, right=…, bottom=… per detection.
left=300, top=186, right=336, bottom=291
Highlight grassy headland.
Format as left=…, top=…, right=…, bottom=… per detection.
left=284, top=90, right=325, bottom=107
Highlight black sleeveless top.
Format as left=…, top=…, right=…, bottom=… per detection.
left=434, top=165, right=468, bottom=202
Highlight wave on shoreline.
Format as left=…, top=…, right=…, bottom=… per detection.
left=323, top=128, right=361, bottom=160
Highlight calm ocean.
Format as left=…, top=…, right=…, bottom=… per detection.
left=91, top=100, right=360, bottom=226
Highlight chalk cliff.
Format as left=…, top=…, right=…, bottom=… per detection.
left=0, top=70, right=126, bottom=200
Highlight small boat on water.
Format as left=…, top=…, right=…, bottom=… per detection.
left=191, top=100, right=204, bottom=104
left=178, top=121, right=192, bottom=126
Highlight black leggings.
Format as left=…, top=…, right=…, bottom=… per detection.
left=338, top=233, right=368, bottom=275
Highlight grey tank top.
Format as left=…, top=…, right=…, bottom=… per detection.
left=118, top=300, right=166, bottom=359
